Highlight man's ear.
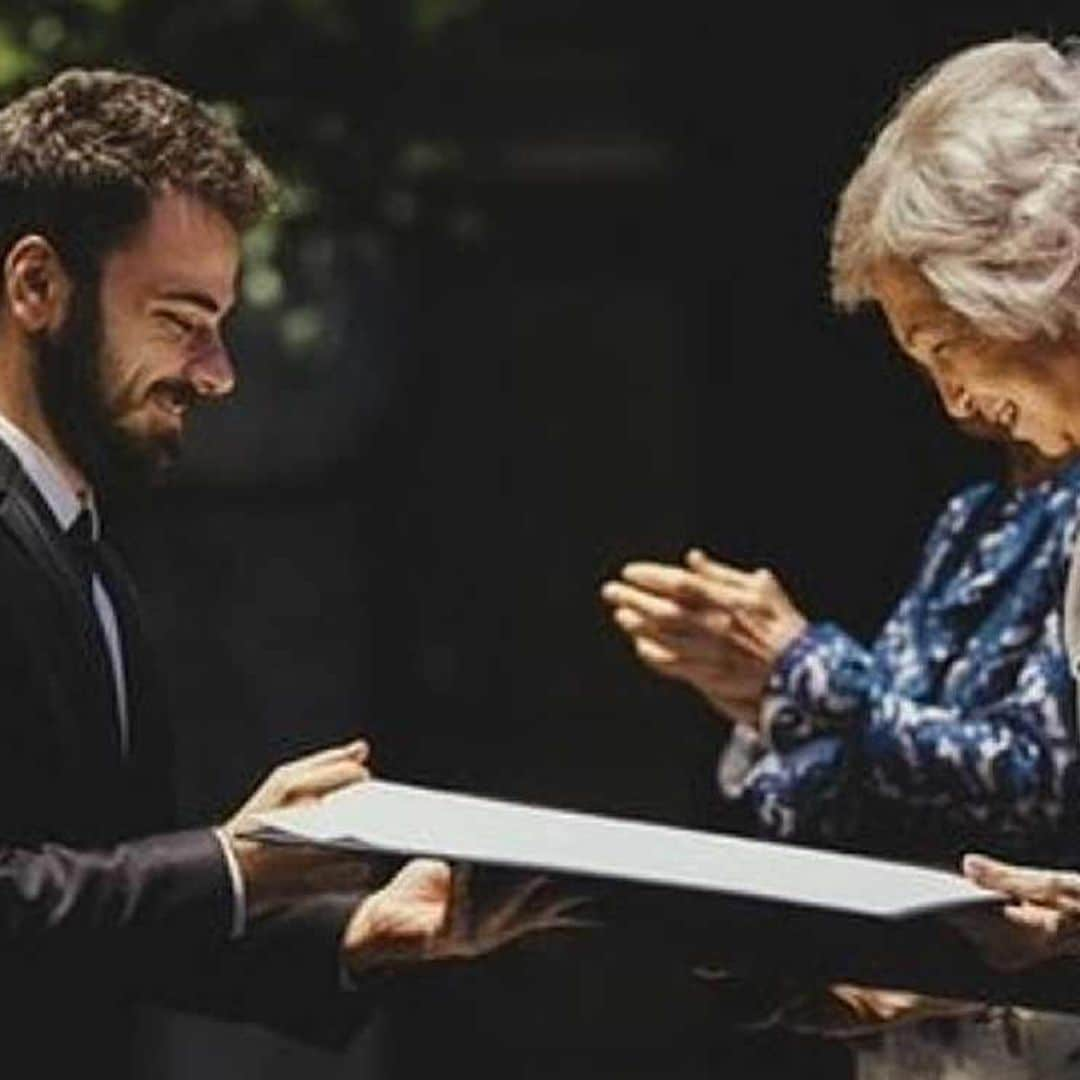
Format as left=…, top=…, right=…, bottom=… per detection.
left=3, top=235, right=72, bottom=334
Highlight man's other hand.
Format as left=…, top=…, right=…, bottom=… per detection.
left=343, top=863, right=593, bottom=975
left=342, top=859, right=453, bottom=972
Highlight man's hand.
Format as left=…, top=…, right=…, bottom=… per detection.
left=342, top=862, right=592, bottom=975
left=224, top=739, right=371, bottom=831
left=600, top=548, right=807, bottom=728
left=221, top=739, right=374, bottom=916
left=343, top=859, right=454, bottom=971
left=947, top=854, right=1080, bottom=970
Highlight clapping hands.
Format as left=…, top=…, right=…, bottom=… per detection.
left=601, top=548, right=807, bottom=730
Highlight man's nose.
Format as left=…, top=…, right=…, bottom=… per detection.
left=188, top=344, right=236, bottom=399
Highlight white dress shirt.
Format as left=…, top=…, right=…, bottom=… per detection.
left=0, top=411, right=246, bottom=937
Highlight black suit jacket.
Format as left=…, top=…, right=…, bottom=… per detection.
left=0, top=442, right=367, bottom=1073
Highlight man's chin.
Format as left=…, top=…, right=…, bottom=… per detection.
left=136, top=438, right=182, bottom=483
left=95, top=431, right=182, bottom=492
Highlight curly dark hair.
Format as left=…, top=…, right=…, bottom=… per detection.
left=0, top=68, right=275, bottom=281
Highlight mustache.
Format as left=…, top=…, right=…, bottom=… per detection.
left=152, top=379, right=198, bottom=410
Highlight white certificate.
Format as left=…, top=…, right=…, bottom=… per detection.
left=249, top=779, right=997, bottom=919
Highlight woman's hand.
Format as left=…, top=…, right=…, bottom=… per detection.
left=779, top=983, right=985, bottom=1038
left=600, top=548, right=807, bottom=730
left=950, top=854, right=1080, bottom=970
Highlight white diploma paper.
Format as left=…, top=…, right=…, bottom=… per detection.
left=250, top=779, right=996, bottom=919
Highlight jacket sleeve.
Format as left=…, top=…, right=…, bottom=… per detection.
left=1, top=827, right=235, bottom=963
left=148, top=891, right=382, bottom=1050
left=736, top=612, right=1077, bottom=847
left=0, top=829, right=379, bottom=1049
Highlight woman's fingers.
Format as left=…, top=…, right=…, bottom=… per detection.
left=964, top=854, right=1080, bottom=911
left=601, top=580, right=686, bottom=624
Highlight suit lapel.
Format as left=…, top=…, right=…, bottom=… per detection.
left=0, top=441, right=122, bottom=762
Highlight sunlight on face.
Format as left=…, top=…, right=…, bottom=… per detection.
left=96, top=189, right=240, bottom=472
left=870, top=259, right=1080, bottom=459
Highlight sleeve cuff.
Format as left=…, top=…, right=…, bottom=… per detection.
left=716, top=726, right=766, bottom=799
left=212, top=828, right=246, bottom=940
left=761, top=623, right=874, bottom=750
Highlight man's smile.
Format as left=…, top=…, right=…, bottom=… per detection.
left=147, top=379, right=195, bottom=422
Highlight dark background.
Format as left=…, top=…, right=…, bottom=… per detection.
left=1, top=2, right=1071, bottom=1077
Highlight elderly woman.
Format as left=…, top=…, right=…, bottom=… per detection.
left=834, top=32, right=1080, bottom=896
left=605, top=37, right=1080, bottom=1079
left=838, top=35, right=1080, bottom=982
left=833, top=38, right=1080, bottom=1075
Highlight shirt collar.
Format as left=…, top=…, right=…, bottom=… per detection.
left=0, top=410, right=97, bottom=536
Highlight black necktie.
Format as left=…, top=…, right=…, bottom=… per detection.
left=67, top=507, right=99, bottom=598
left=67, top=506, right=131, bottom=756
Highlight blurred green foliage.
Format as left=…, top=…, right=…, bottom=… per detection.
left=0, top=0, right=489, bottom=353
left=411, top=0, right=489, bottom=38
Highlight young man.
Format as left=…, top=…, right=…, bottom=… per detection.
left=0, top=68, right=540, bottom=1072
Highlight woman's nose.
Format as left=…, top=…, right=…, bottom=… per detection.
left=938, top=378, right=977, bottom=420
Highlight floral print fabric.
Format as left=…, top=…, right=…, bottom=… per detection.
left=726, top=460, right=1080, bottom=861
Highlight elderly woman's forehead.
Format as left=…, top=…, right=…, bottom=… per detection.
left=873, top=260, right=951, bottom=316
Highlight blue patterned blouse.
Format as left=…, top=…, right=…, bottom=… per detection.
left=725, top=458, right=1080, bottom=862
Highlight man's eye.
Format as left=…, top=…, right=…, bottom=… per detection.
left=158, top=311, right=196, bottom=336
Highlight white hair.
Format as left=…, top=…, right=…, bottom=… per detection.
left=832, top=39, right=1080, bottom=340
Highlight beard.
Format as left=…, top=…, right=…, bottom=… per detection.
left=31, top=282, right=180, bottom=494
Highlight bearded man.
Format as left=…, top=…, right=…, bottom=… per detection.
left=0, top=69, right=558, bottom=1076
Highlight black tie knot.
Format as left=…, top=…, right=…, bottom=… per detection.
left=67, top=509, right=99, bottom=591
left=69, top=508, right=95, bottom=546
